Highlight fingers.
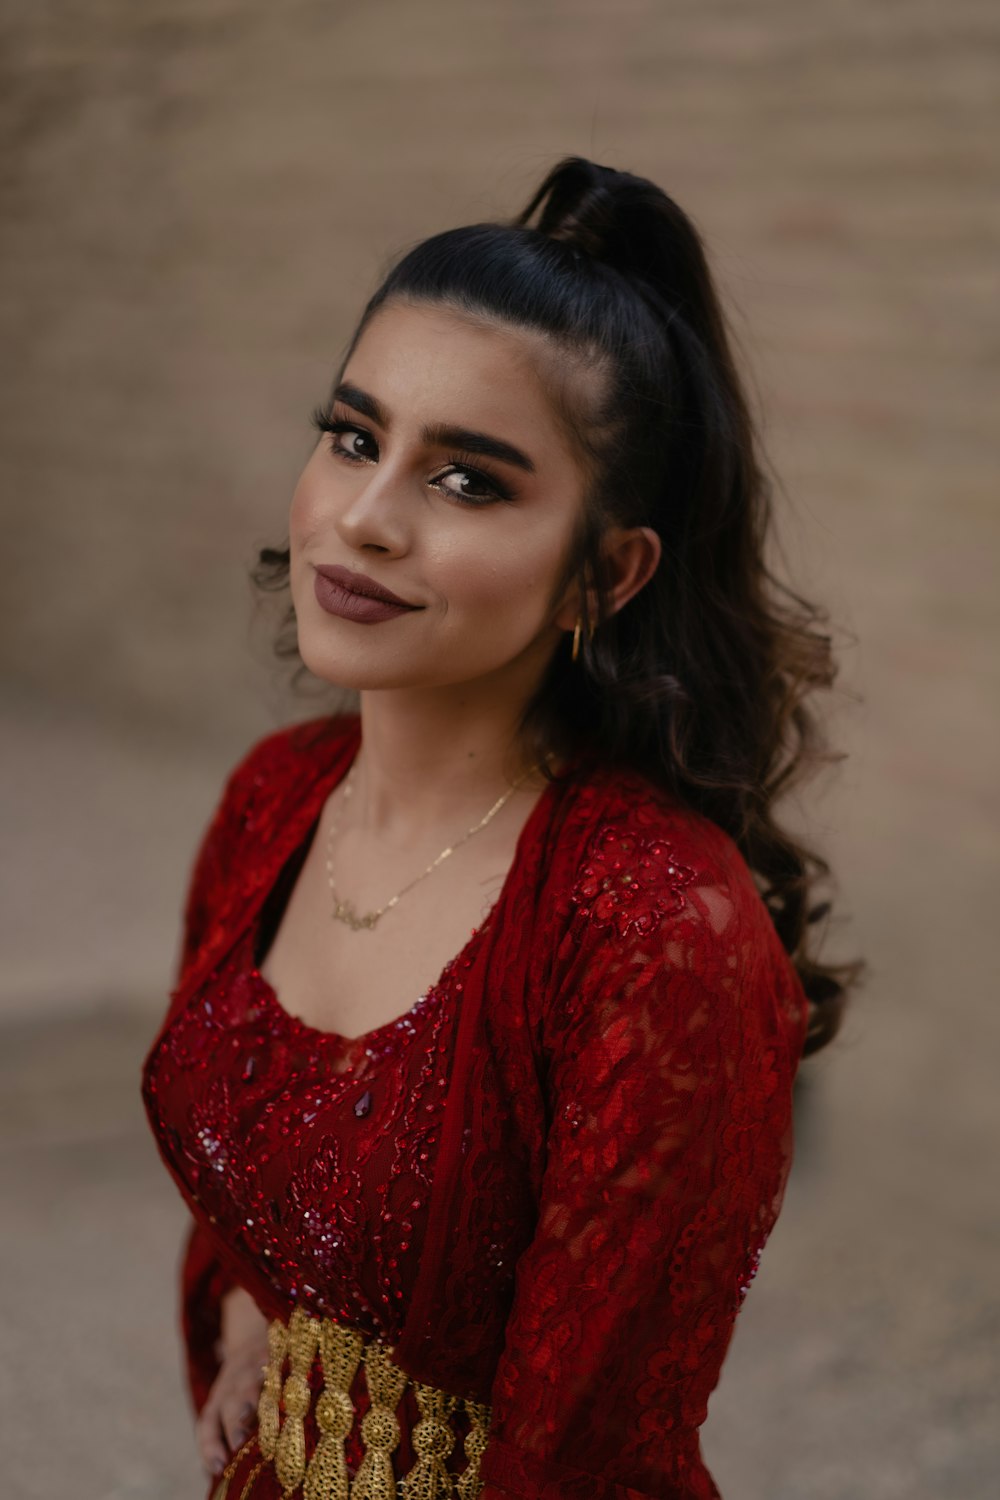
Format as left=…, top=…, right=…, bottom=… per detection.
left=222, top=1399, right=258, bottom=1454
left=197, top=1340, right=269, bottom=1478
left=197, top=1384, right=260, bottom=1477
left=195, top=1397, right=230, bottom=1479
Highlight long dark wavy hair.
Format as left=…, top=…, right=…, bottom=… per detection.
left=252, top=156, right=865, bottom=1056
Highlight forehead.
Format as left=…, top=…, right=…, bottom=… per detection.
left=344, top=298, right=595, bottom=470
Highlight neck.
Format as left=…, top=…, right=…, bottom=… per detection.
left=344, top=691, right=554, bottom=843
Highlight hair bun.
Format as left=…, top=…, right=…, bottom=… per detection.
left=514, top=155, right=668, bottom=281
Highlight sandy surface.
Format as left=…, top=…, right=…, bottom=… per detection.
left=1, top=3, right=997, bottom=1496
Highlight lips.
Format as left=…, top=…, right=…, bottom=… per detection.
left=313, top=564, right=417, bottom=608
left=312, top=565, right=421, bottom=624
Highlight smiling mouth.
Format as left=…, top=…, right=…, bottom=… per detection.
left=313, top=564, right=420, bottom=609
left=313, top=570, right=421, bottom=623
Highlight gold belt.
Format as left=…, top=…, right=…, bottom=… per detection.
left=211, top=1305, right=493, bottom=1500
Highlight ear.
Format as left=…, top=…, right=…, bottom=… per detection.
left=600, top=524, right=662, bottom=619
left=552, top=525, right=662, bottom=631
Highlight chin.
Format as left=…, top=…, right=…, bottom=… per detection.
left=295, top=631, right=417, bottom=693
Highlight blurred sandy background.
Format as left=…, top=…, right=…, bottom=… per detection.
left=1, top=2, right=997, bottom=1497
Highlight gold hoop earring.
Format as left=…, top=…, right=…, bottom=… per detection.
left=571, top=617, right=582, bottom=662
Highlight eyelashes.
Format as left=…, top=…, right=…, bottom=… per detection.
left=309, top=405, right=517, bottom=506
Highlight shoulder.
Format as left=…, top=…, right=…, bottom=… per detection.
left=552, top=761, right=806, bottom=1039
left=174, top=712, right=359, bottom=984
left=225, top=710, right=358, bottom=789
left=211, top=711, right=359, bottom=823
left=188, top=711, right=358, bottom=876
left=565, top=761, right=764, bottom=945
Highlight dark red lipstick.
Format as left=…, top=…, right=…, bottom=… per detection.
left=313, top=564, right=421, bottom=623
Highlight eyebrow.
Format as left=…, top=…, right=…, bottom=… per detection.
left=332, top=382, right=537, bottom=475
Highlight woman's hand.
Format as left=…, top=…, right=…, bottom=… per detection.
left=195, top=1286, right=270, bottom=1480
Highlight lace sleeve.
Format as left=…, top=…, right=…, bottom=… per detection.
left=478, top=847, right=808, bottom=1500
left=166, top=750, right=257, bottom=1414
left=177, top=1220, right=234, bottom=1417
left=172, top=758, right=250, bottom=994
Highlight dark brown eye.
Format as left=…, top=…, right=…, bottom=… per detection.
left=307, top=407, right=516, bottom=506
left=309, top=409, right=378, bottom=463
left=335, top=427, right=376, bottom=461
left=432, top=467, right=506, bottom=505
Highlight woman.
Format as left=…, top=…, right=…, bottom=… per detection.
left=141, top=156, right=862, bottom=1500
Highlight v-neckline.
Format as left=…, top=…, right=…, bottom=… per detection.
left=243, top=720, right=572, bottom=1047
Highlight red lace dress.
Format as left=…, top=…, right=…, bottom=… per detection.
left=141, top=713, right=809, bottom=1500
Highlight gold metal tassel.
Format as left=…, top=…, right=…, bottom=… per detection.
left=304, top=1319, right=365, bottom=1500
left=398, top=1381, right=459, bottom=1500
left=238, top=1459, right=266, bottom=1498
left=210, top=1433, right=259, bottom=1500
left=275, top=1305, right=320, bottom=1495
left=210, top=1469, right=233, bottom=1500
left=349, top=1340, right=409, bottom=1499
left=258, top=1318, right=290, bottom=1461
left=455, top=1400, right=492, bottom=1500
left=252, top=1307, right=494, bottom=1500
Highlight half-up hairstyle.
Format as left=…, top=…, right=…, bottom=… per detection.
left=253, top=156, right=865, bottom=1055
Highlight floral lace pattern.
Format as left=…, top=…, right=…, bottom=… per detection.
left=477, top=825, right=804, bottom=1498
left=140, top=717, right=810, bottom=1500
left=571, top=820, right=698, bottom=940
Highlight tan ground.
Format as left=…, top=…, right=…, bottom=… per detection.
left=1, top=2, right=997, bottom=1496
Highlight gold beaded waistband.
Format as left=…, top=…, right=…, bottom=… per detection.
left=211, top=1305, right=493, bottom=1500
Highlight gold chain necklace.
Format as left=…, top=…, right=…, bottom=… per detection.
left=324, top=756, right=545, bottom=931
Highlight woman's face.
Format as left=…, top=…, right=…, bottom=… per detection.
left=288, top=298, right=592, bottom=697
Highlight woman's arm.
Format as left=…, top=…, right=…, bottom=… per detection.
left=193, top=1286, right=271, bottom=1479
left=179, top=1220, right=243, bottom=1417
left=220, top=1284, right=269, bottom=1352
left=478, top=863, right=809, bottom=1499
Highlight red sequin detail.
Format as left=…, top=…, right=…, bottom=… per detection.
left=572, top=821, right=698, bottom=939
left=144, top=919, right=472, bottom=1485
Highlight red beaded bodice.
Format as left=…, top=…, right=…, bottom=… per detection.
left=147, top=913, right=464, bottom=1338
left=141, top=713, right=810, bottom=1499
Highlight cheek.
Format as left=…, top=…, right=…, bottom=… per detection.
left=435, top=531, right=564, bottom=620
left=288, top=454, right=329, bottom=547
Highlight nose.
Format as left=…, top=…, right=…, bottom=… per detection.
left=334, top=456, right=414, bottom=555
